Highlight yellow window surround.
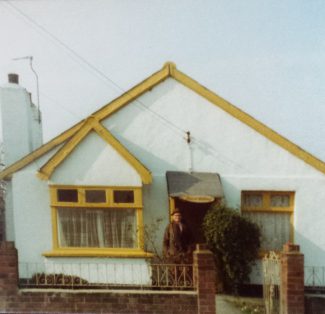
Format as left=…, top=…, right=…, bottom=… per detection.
left=43, top=248, right=153, bottom=258
left=241, top=191, right=295, bottom=213
left=241, top=191, right=295, bottom=255
left=50, top=185, right=143, bottom=208
left=47, top=185, right=151, bottom=258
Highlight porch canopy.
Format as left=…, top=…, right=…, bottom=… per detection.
left=166, top=171, right=223, bottom=203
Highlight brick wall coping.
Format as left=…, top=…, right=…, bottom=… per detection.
left=305, top=294, right=325, bottom=299
left=282, top=242, right=300, bottom=253
left=19, top=288, right=197, bottom=295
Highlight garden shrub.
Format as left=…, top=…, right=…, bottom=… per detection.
left=202, top=202, right=261, bottom=293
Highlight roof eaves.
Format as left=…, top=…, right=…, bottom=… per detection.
left=37, top=117, right=96, bottom=180
left=0, top=121, right=84, bottom=180
left=1, top=61, right=325, bottom=178
left=171, top=66, right=325, bottom=175
left=93, top=63, right=171, bottom=121
left=93, top=122, right=152, bottom=184
left=0, top=63, right=172, bottom=180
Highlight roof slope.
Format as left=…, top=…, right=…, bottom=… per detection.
left=1, top=62, right=325, bottom=179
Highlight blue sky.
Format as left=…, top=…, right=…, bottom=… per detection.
left=0, top=0, right=325, bottom=160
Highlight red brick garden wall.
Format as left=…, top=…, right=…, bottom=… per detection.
left=280, top=243, right=305, bottom=314
left=194, top=244, right=216, bottom=314
left=1, top=290, right=197, bottom=314
left=0, top=242, right=216, bottom=314
left=305, top=295, right=325, bottom=314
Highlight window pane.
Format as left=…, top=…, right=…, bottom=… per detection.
left=243, top=212, right=290, bottom=251
left=57, top=189, right=78, bottom=202
left=85, top=190, right=106, bottom=203
left=57, top=208, right=137, bottom=248
left=243, top=194, right=263, bottom=208
left=113, top=190, right=134, bottom=203
left=271, top=194, right=290, bottom=207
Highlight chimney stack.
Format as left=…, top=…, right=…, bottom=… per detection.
left=0, top=74, right=43, bottom=166
left=8, top=73, right=19, bottom=84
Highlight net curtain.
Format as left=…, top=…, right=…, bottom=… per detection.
left=57, top=208, right=136, bottom=248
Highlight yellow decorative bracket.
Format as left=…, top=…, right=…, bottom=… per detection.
left=37, top=117, right=97, bottom=180
left=92, top=122, right=152, bottom=184
left=37, top=118, right=152, bottom=184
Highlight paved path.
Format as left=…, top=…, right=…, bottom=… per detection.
left=216, top=295, right=264, bottom=314
left=216, top=295, right=242, bottom=314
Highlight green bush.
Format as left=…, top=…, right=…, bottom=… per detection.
left=202, top=203, right=261, bottom=293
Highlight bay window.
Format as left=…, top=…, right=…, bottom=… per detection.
left=45, top=185, right=148, bottom=257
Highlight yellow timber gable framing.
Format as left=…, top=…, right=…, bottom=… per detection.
left=1, top=61, right=325, bottom=180
left=37, top=117, right=152, bottom=184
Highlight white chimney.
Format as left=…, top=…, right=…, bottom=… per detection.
left=0, top=73, right=43, bottom=167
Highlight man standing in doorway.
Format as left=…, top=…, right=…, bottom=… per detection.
left=163, top=209, right=194, bottom=263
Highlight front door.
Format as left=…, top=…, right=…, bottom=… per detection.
left=174, top=198, right=214, bottom=245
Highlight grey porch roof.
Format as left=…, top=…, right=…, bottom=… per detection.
left=166, top=171, right=223, bottom=198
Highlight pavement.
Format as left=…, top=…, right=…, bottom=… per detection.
left=216, top=295, right=242, bottom=314
left=216, top=295, right=264, bottom=314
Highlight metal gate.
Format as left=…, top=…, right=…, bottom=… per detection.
left=262, top=251, right=281, bottom=314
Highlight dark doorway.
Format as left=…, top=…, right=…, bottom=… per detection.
left=175, top=198, right=214, bottom=245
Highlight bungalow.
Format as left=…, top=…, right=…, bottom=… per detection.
left=1, top=63, right=325, bottom=285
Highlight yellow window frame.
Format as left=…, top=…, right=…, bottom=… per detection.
left=44, top=185, right=153, bottom=258
left=241, top=191, right=295, bottom=257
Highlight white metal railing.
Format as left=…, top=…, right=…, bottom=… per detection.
left=305, top=266, right=325, bottom=291
left=262, top=251, right=281, bottom=314
left=18, top=262, right=194, bottom=290
left=150, top=263, right=193, bottom=288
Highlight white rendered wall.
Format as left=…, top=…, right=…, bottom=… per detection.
left=50, top=131, right=142, bottom=186
left=11, top=132, right=142, bottom=264
left=4, top=181, right=15, bottom=241
left=0, top=83, right=43, bottom=166
left=12, top=169, right=52, bottom=263
left=4, top=143, right=63, bottom=244
left=19, top=258, right=151, bottom=285
left=100, top=78, right=325, bottom=267
left=30, top=104, right=43, bottom=151
left=8, top=78, right=325, bottom=284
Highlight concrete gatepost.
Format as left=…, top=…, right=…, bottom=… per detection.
left=281, top=243, right=304, bottom=314
left=193, top=244, right=216, bottom=314
left=0, top=241, right=18, bottom=295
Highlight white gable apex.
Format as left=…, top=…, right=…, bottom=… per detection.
left=50, top=131, right=142, bottom=186
left=103, top=78, right=325, bottom=178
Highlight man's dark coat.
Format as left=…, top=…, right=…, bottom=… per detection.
left=163, top=221, right=193, bottom=262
